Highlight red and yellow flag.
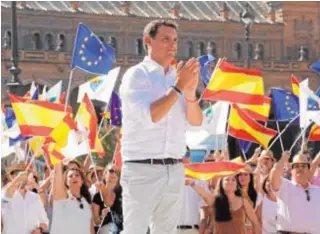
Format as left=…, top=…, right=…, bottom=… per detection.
left=202, top=59, right=265, bottom=105
left=113, top=135, right=122, bottom=170
left=308, top=124, right=320, bottom=141
left=231, top=156, right=245, bottom=164
left=42, top=143, right=65, bottom=165
left=93, top=136, right=105, bottom=158
left=46, top=114, right=78, bottom=148
left=229, top=104, right=278, bottom=149
left=184, top=161, right=246, bottom=181
left=9, top=94, right=71, bottom=136
left=238, top=96, right=271, bottom=122
left=75, top=94, right=98, bottom=149
left=291, top=74, right=299, bottom=97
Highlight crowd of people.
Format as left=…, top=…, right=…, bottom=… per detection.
left=1, top=147, right=320, bottom=234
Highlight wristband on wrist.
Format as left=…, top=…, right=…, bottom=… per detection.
left=170, top=85, right=182, bottom=96
left=190, top=181, right=196, bottom=187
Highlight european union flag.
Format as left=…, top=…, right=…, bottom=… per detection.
left=71, top=23, right=115, bottom=75
left=110, top=91, right=122, bottom=127
left=307, top=87, right=320, bottom=111
left=271, top=88, right=299, bottom=121
left=5, top=108, right=31, bottom=146
left=197, top=54, right=216, bottom=88
left=31, top=87, right=39, bottom=100
left=311, top=59, right=320, bottom=73
left=238, top=140, right=252, bottom=154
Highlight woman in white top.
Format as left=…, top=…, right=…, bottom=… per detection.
left=256, top=176, right=277, bottom=234
left=50, top=162, right=95, bottom=234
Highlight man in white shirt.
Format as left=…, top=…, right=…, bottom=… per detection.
left=119, top=19, right=202, bottom=234
left=2, top=167, right=49, bottom=234
left=270, top=151, right=320, bottom=234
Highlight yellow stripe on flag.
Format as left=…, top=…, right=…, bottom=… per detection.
left=229, top=104, right=277, bottom=149
left=238, top=97, right=271, bottom=122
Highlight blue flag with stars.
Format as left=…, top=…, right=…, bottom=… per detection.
left=307, top=87, right=320, bottom=111
left=271, top=88, right=299, bottom=121
left=238, top=140, right=252, bottom=154
left=71, top=23, right=115, bottom=75
left=310, top=59, right=320, bottom=73
left=110, top=91, right=122, bottom=127
left=197, top=54, right=216, bottom=88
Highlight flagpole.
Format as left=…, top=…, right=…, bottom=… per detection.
left=276, top=121, right=284, bottom=152
left=97, top=102, right=109, bottom=135
left=238, top=141, right=248, bottom=161
left=224, top=103, right=231, bottom=150
left=267, top=114, right=300, bottom=151
left=289, top=127, right=309, bottom=152
left=64, top=69, right=75, bottom=112
left=100, top=126, right=116, bottom=141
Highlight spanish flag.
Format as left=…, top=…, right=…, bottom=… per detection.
left=75, top=94, right=98, bottom=149
left=202, top=59, right=265, bottom=105
left=231, top=156, right=245, bottom=164
left=229, top=104, right=278, bottom=149
left=29, top=136, right=46, bottom=157
left=93, top=136, right=105, bottom=158
left=42, top=142, right=65, bottom=165
left=46, top=114, right=78, bottom=148
left=113, top=135, right=122, bottom=170
left=308, top=123, right=320, bottom=141
left=184, top=161, right=246, bottom=181
left=9, top=94, right=71, bottom=136
left=238, top=96, right=271, bottom=122
left=291, top=74, right=299, bottom=97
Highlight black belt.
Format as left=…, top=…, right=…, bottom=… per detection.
left=177, top=225, right=199, bottom=230
left=278, top=231, right=308, bottom=234
left=126, top=158, right=182, bottom=165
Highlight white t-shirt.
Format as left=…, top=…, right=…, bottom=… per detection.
left=261, top=196, right=277, bottom=234
left=50, top=198, right=92, bottom=234
left=2, top=190, right=49, bottom=234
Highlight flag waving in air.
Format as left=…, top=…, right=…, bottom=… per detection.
left=202, top=59, right=265, bottom=105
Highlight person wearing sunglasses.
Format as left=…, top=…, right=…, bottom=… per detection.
left=270, top=151, right=320, bottom=234
left=50, top=162, right=94, bottom=234
left=1, top=164, right=49, bottom=234
left=92, top=164, right=123, bottom=234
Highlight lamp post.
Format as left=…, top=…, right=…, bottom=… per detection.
left=6, top=1, right=22, bottom=94
left=240, top=3, right=255, bottom=68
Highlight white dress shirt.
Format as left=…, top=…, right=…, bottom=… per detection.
left=275, top=177, right=320, bottom=234
left=119, top=56, right=188, bottom=161
left=1, top=190, right=49, bottom=234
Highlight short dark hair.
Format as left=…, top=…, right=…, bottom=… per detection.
left=143, top=20, right=178, bottom=51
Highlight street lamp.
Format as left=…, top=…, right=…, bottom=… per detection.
left=6, top=1, right=22, bottom=95
left=240, top=3, right=255, bottom=68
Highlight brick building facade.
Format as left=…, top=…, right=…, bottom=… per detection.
left=1, top=1, right=320, bottom=100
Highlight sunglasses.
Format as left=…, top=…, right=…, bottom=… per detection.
left=10, top=170, right=23, bottom=176
left=305, top=189, right=310, bottom=202
left=108, top=169, right=116, bottom=174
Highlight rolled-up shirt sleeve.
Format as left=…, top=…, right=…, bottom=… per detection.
left=120, top=66, right=156, bottom=127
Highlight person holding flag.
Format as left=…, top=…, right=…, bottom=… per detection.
left=119, top=19, right=202, bottom=234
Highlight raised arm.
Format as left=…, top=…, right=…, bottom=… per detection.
left=186, top=179, right=214, bottom=206
left=52, top=162, right=67, bottom=201
left=309, top=151, right=320, bottom=181
left=270, top=151, right=290, bottom=192
left=3, top=171, right=28, bottom=198
left=243, top=198, right=261, bottom=234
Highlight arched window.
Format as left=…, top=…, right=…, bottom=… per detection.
left=98, top=36, right=105, bottom=43
left=235, top=42, right=242, bottom=59
left=197, top=41, right=205, bottom=56
left=108, top=36, right=117, bottom=52
left=304, top=47, right=309, bottom=60
left=248, top=43, right=254, bottom=59
left=187, top=41, right=193, bottom=57
left=56, top=34, right=65, bottom=52
left=207, top=41, right=217, bottom=56
left=45, top=33, right=54, bottom=50
left=3, top=30, right=11, bottom=48
left=135, top=38, right=143, bottom=55
left=32, top=32, right=41, bottom=50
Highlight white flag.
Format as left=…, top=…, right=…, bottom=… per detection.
left=77, top=67, right=120, bottom=103
left=47, top=81, right=62, bottom=102
left=202, top=101, right=230, bottom=135
left=1, top=137, right=15, bottom=158
left=300, top=79, right=320, bottom=128
left=41, top=85, right=47, bottom=100
left=60, top=130, right=90, bottom=160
